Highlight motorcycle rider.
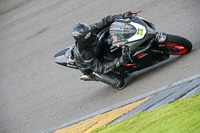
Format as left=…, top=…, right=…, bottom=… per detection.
left=72, top=11, right=133, bottom=89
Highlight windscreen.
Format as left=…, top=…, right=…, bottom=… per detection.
left=109, top=22, right=137, bottom=44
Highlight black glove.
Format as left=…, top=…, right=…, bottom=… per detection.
left=116, top=49, right=129, bottom=67
left=123, top=11, right=132, bottom=19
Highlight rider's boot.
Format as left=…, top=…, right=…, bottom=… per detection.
left=90, top=72, right=126, bottom=90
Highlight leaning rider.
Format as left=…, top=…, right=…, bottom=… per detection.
left=72, top=11, right=132, bottom=89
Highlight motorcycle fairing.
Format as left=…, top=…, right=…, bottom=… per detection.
left=111, top=17, right=156, bottom=52
left=54, top=45, right=77, bottom=69
left=128, top=22, right=147, bottom=41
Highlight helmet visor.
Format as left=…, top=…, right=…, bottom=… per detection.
left=76, top=30, right=96, bottom=46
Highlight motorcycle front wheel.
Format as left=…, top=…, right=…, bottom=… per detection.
left=159, top=34, right=192, bottom=55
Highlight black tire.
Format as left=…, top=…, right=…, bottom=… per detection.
left=162, top=34, right=192, bottom=55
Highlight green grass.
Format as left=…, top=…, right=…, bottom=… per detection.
left=91, top=92, right=200, bottom=133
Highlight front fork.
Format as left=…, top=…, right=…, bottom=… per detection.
left=153, top=32, right=170, bottom=58
left=156, top=32, right=167, bottom=43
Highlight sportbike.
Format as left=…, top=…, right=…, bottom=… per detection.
left=54, top=11, right=192, bottom=81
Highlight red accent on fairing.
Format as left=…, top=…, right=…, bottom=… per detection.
left=159, top=44, right=165, bottom=47
left=116, top=44, right=122, bottom=47
left=123, top=63, right=136, bottom=66
left=67, top=61, right=71, bottom=64
left=160, top=42, right=187, bottom=55
left=137, top=53, right=147, bottom=58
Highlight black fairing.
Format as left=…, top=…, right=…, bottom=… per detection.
left=54, top=45, right=78, bottom=69
left=54, top=48, right=69, bottom=58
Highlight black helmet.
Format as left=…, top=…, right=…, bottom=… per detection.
left=72, top=23, right=96, bottom=46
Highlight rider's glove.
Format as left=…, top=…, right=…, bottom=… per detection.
left=123, top=11, right=132, bottom=19
left=116, top=50, right=129, bottom=68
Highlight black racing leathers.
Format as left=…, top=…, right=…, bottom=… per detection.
left=73, top=14, right=124, bottom=88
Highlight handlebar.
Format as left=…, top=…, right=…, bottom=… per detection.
left=132, top=11, right=141, bottom=18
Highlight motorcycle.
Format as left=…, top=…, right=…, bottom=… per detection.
left=54, top=11, right=192, bottom=81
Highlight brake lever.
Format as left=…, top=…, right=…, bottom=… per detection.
left=132, top=11, right=142, bottom=17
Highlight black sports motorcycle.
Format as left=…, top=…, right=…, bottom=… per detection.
left=54, top=11, right=192, bottom=81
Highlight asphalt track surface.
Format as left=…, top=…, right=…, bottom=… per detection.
left=0, top=0, right=200, bottom=133
left=47, top=75, right=200, bottom=133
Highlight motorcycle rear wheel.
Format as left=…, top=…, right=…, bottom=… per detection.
left=159, top=34, right=192, bottom=55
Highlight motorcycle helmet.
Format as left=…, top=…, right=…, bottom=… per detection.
left=72, top=23, right=96, bottom=46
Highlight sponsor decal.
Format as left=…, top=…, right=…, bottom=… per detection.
left=125, top=25, right=129, bottom=29
left=113, top=35, right=118, bottom=43
left=67, top=63, right=77, bottom=68
left=137, top=53, right=147, bottom=58
left=137, top=28, right=143, bottom=35
left=85, top=32, right=91, bottom=39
